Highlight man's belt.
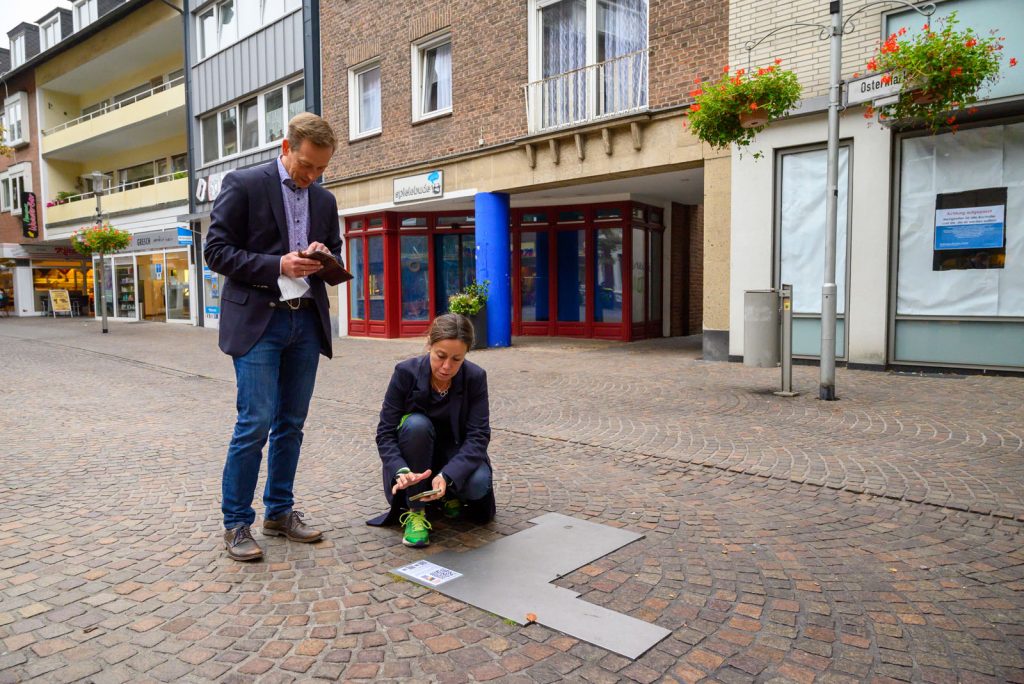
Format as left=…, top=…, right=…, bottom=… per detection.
left=269, top=298, right=315, bottom=310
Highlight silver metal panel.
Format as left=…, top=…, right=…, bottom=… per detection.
left=394, top=513, right=671, bottom=660
left=191, top=10, right=303, bottom=115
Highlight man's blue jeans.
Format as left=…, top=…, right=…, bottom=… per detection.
left=222, top=307, right=320, bottom=529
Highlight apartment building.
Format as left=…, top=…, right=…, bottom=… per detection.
left=184, top=0, right=309, bottom=330
left=0, top=11, right=77, bottom=316
left=320, top=1, right=730, bottom=356
left=27, top=0, right=191, bottom=324
left=728, top=0, right=1024, bottom=371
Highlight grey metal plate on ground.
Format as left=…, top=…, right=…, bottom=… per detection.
left=393, top=512, right=671, bottom=659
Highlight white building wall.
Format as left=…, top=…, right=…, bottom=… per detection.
left=730, top=108, right=892, bottom=365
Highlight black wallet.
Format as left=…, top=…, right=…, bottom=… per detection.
left=301, top=250, right=354, bottom=286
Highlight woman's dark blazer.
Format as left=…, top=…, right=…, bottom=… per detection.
left=367, top=353, right=494, bottom=526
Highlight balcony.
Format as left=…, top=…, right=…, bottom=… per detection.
left=523, top=50, right=648, bottom=135
left=42, top=79, right=185, bottom=160
left=46, top=172, right=189, bottom=225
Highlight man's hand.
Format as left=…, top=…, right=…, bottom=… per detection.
left=281, top=251, right=322, bottom=278
left=392, top=468, right=433, bottom=495
left=305, top=241, right=331, bottom=255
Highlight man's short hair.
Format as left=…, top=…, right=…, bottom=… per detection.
left=287, top=112, right=337, bottom=151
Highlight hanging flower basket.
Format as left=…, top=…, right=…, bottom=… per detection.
left=71, top=223, right=132, bottom=258
left=866, top=11, right=1010, bottom=132
left=685, top=59, right=802, bottom=151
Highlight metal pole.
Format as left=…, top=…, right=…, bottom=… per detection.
left=93, top=172, right=109, bottom=334
left=820, top=0, right=842, bottom=400
left=775, top=284, right=797, bottom=397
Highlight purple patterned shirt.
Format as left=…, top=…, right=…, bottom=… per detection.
left=277, top=157, right=312, bottom=296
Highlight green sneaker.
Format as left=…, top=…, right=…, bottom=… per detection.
left=399, top=510, right=432, bottom=547
left=442, top=497, right=462, bottom=520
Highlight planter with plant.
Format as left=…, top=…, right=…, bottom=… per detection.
left=685, top=60, right=802, bottom=153
left=447, top=280, right=490, bottom=349
left=865, top=12, right=1010, bottom=132
left=71, top=223, right=132, bottom=333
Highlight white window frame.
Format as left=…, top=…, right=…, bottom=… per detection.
left=11, top=35, right=26, bottom=69
left=40, top=16, right=61, bottom=51
left=196, top=0, right=301, bottom=62
left=3, top=93, right=29, bottom=147
left=73, top=0, right=99, bottom=32
left=349, top=59, right=383, bottom=140
left=411, top=31, right=453, bottom=123
left=0, top=173, right=11, bottom=213
left=5, top=164, right=31, bottom=216
left=198, top=78, right=304, bottom=168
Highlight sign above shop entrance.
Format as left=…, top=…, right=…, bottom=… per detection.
left=128, top=227, right=192, bottom=253
left=394, top=170, right=443, bottom=204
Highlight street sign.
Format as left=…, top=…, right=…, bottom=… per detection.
left=845, top=71, right=903, bottom=106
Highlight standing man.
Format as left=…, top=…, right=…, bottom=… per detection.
left=204, top=113, right=341, bottom=561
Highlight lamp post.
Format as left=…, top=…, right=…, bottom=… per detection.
left=85, top=171, right=112, bottom=333
left=744, top=0, right=934, bottom=400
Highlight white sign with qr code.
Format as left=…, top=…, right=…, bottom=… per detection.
left=397, top=560, right=463, bottom=586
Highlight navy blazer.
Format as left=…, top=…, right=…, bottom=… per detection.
left=369, top=354, right=494, bottom=526
left=203, top=160, right=342, bottom=358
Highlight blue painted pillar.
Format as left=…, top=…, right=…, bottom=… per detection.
left=474, top=192, right=511, bottom=347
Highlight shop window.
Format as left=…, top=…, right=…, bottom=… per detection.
left=595, top=207, right=622, bottom=221
left=594, top=228, right=622, bottom=322
left=435, top=233, right=475, bottom=315
left=400, top=216, right=428, bottom=228
left=413, top=33, right=452, bottom=121
left=520, top=231, right=550, bottom=322
left=557, top=209, right=585, bottom=223
left=348, top=218, right=364, bottom=231
left=557, top=229, right=586, bottom=322
left=368, top=216, right=385, bottom=228
left=521, top=212, right=547, bottom=224
left=894, top=122, right=1024, bottom=368
left=437, top=215, right=474, bottom=228
left=349, top=238, right=365, bottom=319
left=368, top=236, right=385, bottom=320
left=350, top=60, right=382, bottom=139
left=631, top=228, right=645, bottom=323
left=165, top=252, right=191, bottom=321
left=776, top=144, right=850, bottom=357
left=401, top=236, right=430, bottom=321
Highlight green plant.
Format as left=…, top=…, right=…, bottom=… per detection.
left=171, top=170, right=188, bottom=180
left=685, top=60, right=802, bottom=151
left=71, top=223, right=132, bottom=258
left=448, top=280, right=489, bottom=317
left=867, top=12, right=1008, bottom=132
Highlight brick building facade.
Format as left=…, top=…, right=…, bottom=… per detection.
left=319, top=0, right=733, bottom=352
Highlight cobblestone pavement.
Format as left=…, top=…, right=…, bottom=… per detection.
left=1, top=317, right=1022, bottom=683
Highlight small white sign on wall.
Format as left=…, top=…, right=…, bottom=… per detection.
left=394, top=170, right=443, bottom=204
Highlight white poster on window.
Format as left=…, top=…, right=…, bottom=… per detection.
left=897, top=123, right=1024, bottom=316
left=779, top=147, right=849, bottom=314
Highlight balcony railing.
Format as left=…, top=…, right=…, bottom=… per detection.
left=523, top=50, right=648, bottom=134
left=47, top=170, right=188, bottom=207
left=42, top=77, right=185, bottom=136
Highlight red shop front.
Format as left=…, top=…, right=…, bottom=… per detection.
left=344, top=201, right=664, bottom=341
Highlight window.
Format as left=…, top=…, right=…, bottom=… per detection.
left=4, top=93, right=28, bottom=146
left=114, top=83, right=153, bottom=106
left=5, top=166, right=30, bottom=215
left=119, top=161, right=157, bottom=188
left=198, top=9, right=216, bottom=59
left=196, top=0, right=300, bottom=60
left=172, top=154, right=188, bottom=173
left=349, top=61, right=382, bottom=139
left=0, top=175, right=11, bottom=212
left=239, top=98, right=259, bottom=151
left=288, top=81, right=305, bottom=121
left=73, top=0, right=98, bottom=31
left=412, top=33, right=452, bottom=121
left=41, top=17, right=61, bottom=50
left=198, top=79, right=303, bottom=166
left=528, top=0, right=648, bottom=131
left=11, top=35, right=26, bottom=68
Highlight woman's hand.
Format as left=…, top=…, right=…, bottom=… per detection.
left=392, top=468, right=432, bottom=495
left=415, top=474, right=448, bottom=503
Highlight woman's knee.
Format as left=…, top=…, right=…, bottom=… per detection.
left=397, top=413, right=434, bottom=463
left=459, top=463, right=493, bottom=502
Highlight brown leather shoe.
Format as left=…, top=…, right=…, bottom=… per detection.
left=224, top=525, right=263, bottom=561
left=263, top=510, right=323, bottom=543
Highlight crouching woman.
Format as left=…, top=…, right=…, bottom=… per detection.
left=367, top=313, right=495, bottom=546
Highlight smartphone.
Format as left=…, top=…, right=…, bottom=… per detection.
left=408, top=489, right=442, bottom=502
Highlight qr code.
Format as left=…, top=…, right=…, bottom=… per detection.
left=427, top=568, right=459, bottom=582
